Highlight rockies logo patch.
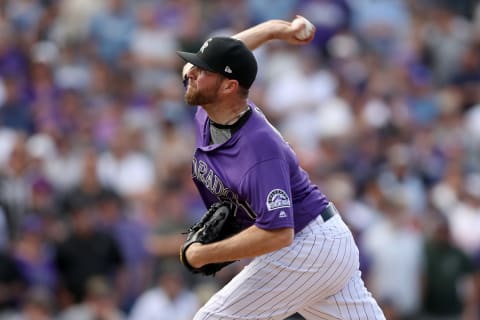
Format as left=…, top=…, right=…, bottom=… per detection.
left=266, top=189, right=291, bottom=211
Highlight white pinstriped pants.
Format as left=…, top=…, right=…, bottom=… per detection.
left=194, top=214, right=386, bottom=320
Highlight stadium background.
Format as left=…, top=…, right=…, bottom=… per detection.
left=0, top=0, right=479, bottom=319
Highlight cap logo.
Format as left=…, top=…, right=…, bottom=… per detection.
left=199, top=38, right=212, bottom=53
left=224, top=66, right=232, bottom=73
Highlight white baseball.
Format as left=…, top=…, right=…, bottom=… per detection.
left=291, top=16, right=315, bottom=40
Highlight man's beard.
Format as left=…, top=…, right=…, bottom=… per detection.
left=184, top=83, right=220, bottom=106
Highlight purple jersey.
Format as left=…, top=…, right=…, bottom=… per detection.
left=192, top=102, right=329, bottom=233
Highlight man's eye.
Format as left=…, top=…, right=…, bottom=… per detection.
left=183, top=75, right=188, bottom=88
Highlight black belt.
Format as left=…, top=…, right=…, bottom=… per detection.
left=319, top=203, right=337, bottom=223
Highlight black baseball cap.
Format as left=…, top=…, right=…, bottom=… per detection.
left=177, top=37, right=258, bottom=89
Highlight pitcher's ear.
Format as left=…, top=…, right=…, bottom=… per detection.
left=223, top=79, right=239, bottom=92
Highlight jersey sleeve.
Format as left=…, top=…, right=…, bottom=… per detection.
left=239, top=158, right=294, bottom=230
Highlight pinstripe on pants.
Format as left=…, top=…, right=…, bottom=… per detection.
left=194, top=214, right=386, bottom=320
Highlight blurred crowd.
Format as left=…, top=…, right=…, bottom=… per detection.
left=0, top=0, right=480, bottom=319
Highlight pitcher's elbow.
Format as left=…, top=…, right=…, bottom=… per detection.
left=277, top=228, right=294, bottom=248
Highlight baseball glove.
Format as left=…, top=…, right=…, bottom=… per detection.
left=180, top=201, right=241, bottom=276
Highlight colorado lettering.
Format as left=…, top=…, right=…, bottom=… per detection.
left=192, top=158, right=235, bottom=200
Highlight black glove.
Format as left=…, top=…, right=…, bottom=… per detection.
left=180, top=201, right=241, bottom=276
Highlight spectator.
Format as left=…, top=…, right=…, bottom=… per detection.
left=83, top=58, right=115, bottom=109
left=1, top=286, right=55, bottom=320
left=0, top=76, right=33, bottom=134
left=28, top=48, right=61, bottom=134
left=377, top=143, right=427, bottom=219
left=361, top=193, right=424, bottom=320
left=96, top=188, right=151, bottom=310
left=58, top=276, right=126, bottom=320
left=4, top=0, right=43, bottom=36
left=96, top=126, right=156, bottom=200
left=88, top=0, right=135, bottom=64
left=153, top=119, right=195, bottom=184
left=130, top=2, right=181, bottom=93
left=59, top=147, right=108, bottom=214
left=421, top=216, right=479, bottom=320
left=0, top=249, right=25, bottom=314
left=348, top=0, right=411, bottom=56
left=43, top=134, right=83, bottom=193
left=0, top=135, right=35, bottom=240
left=53, top=41, right=92, bottom=92
left=128, top=259, right=199, bottom=320
left=297, top=0, right=352, bottom=49
left=12, top=215, right=57, bottom=293
left=0, top=21, right=29, bottom=82
left=420, top=3, right=473, bottom=85
left=54, top=197, right=124, bottom=307
left=144, top=182, right=192, bottom=259
left=447, top=172, right=480, bottom=257
left=52, top=0, right=105, bottom=44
